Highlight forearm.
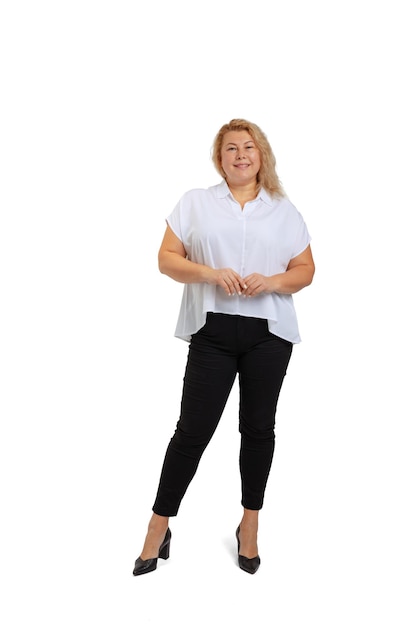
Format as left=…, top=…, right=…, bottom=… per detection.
left=269, top=264, right=315, bottom=295
left=158, top=251, right=212, bottom=284
left=159, top=250, right=247, bottom=295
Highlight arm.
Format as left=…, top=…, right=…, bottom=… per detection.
left=158, top=225, right=247, bottom=295
left=243, top=245, right=315, bottom=297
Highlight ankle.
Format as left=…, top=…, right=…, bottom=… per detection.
left=240, top=511, right=259, bottom=532
left=148, top=514, right=169, bottom=533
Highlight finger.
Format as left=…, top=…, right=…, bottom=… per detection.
left=233, top=279, right=244, bottom=295
left=229, top=278, right=243, bottom=295
left=222, top=276, right=237, bottom=295
left=245, top=281, right=260, bottom=297
left=228, top=273, right=245, bottom=294
left=221, top=277, right=231, bottom=294
left=224, top=273, right=244, bottom=294
left=242, top=275, right=255, bottom=291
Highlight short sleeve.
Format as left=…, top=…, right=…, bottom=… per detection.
left=166, top=199, right=183, bottom=242
left=290, top=211, right=312, bottom=259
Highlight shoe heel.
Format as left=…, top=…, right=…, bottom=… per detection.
left=235, top=525, right=260, bottom=574
left=159, top=540, right=170, bottom=560
left=158, top=528, right=171, bottom=560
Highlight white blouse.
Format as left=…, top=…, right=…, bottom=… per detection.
left=166, top=180, right=311, bottom=343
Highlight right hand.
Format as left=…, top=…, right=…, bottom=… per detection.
left=206, top=268, right=247, bottom=296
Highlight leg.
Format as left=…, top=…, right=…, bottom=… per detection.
left=238, top=330, right=292, bottom=511
left=237, top=324, right=292, bottom=557
left=237, top=508, right=259, bottom=559
left=138, top=315, right=238, bottom=566
left=152, top=314, right=238, bottom=516
left=139, top=512, right=169, bottom=560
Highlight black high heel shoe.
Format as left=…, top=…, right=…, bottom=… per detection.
left=236, top=526, right=261, bottom=574
left=133, top=528, right=172, bottom=576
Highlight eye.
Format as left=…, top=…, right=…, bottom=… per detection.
left=227, top=146, right=237, bottom=151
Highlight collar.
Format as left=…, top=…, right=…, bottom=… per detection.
left=215, top=179, right=273, bottom=206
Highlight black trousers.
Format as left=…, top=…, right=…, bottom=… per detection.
left=152, top=313, right=293, bottom=516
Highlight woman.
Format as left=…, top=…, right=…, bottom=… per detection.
left=133, top=119, right=315, bottom=575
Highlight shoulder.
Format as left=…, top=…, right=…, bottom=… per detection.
left=180, top=187, right=209, bottom=202
left=180, top=183, right=222, bottom=201
left=270, top=194, right=305, bottom=221
left=267, top=192, right=294, bottom=210
left=170, top=186, right=215, bottom=223
left=176, top=184, right=223, bottom=209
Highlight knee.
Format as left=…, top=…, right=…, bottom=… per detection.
left=239, top=419, right=275, bottom=444
left=170, top=426, right=212, bottom=458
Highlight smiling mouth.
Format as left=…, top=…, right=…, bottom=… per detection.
left=235, top=163, right=250, bottom=168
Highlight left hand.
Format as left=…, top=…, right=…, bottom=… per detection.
left=242, top=273, right=273, bottom=297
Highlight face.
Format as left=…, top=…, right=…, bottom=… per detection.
left=220, top=130, right=261, bottom=188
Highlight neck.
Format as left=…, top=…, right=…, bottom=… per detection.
left=227, top=182, right=258, bottom=208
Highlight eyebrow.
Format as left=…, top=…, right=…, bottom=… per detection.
left=224, top=140, right=255, bottom=146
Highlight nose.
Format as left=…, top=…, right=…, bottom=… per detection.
left=236, top=149, right=246, bottom=160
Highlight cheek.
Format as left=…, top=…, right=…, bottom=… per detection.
left=220, top=154, right=232, bottom=172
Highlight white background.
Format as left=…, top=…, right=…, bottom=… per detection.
left=1, top=1, right=416, bottom=624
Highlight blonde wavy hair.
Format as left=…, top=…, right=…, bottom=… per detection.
left=211, top=118, right=285, bottom=198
